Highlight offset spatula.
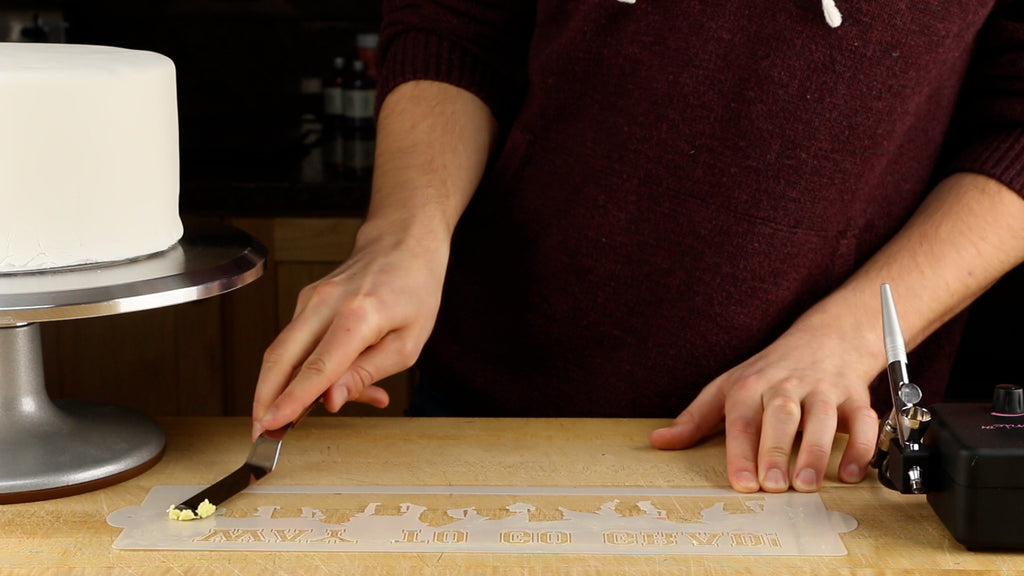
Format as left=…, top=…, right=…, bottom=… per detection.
left=172, top=403, right=316, bottom=517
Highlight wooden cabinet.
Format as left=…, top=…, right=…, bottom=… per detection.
left=41, top=217, right=411, bottom=418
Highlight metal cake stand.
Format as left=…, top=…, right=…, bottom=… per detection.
left=0, top=221, right=266, bottom=504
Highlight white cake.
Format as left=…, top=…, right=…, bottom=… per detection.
left=0, top=43, right=183, bottom=272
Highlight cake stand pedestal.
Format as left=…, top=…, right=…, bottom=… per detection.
left=0, top=222, right=266, bottom=504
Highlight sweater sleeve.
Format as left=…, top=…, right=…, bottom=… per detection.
left=943, top=2, right=1024, bottom=195
left=376, top=0, right=535, bottom=127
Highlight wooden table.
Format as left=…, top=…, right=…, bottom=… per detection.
left=1, top=417, right=1020, bottom=574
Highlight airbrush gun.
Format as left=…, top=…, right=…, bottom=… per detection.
left=870, top=283, right=1024, bottom=550
left=870, top=283, right=932, bottom=494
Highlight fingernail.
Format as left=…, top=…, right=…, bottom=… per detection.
left=794, top=468, right=819, bottom=491
left=735, top=471, right=759, bottom=492
left=251, top=421, right=264, bottom=440
left=764, top=468, right=788, bottom=491
left=333, top=375, right=351, bottom=403
left=841, top=463, right=863, bottom=482
left=258, top=405, right=277, bottom=429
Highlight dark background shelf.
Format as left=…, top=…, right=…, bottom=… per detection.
left=8, top=0, right=381, bottom=215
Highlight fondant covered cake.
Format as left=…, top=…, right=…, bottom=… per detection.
left=0, top=43, right=183, bottom=272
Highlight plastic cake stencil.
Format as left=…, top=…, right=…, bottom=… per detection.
left=107, top=485, right=857, bottom=555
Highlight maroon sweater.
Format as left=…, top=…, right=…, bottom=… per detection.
left=378, top=1, right=1024, bottom=416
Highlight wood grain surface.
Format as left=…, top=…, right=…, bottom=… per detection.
left=1, top=417, right=1021, bottom=575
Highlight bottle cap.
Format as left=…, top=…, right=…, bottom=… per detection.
left=356, top=33, right=379, bottom=49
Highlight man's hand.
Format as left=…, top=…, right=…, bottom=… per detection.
left=653, top=173, right=1024, bottom=492
left=251, top=222, right=448, bottom=439
left=650, top=312, right=880, bottom=493
left=251, top=80, right=498, bottom=440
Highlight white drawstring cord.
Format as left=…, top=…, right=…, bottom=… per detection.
left=822, top=0, right=842, bottom=27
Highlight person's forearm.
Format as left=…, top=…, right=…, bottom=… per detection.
left=797, top=172, right=1024, bottom=381
left=359, top=80, right=498, bottom=247
left=654, top=173, right=1024, bottom=491
left=250, top=81, right=498, bottom=433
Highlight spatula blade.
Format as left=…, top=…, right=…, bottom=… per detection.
left=174, top=464, right=259, bottom=513
left=172, top=403, right=315, bottom=516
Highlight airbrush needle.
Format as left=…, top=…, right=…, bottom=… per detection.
left=881, top=284, right=908, bottom=386
left=881, top=284, right=923, bottom=407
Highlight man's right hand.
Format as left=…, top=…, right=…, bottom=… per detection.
left=251, top=218, right=449, bottom=438
left=250, top=80, right=498, bottom=438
